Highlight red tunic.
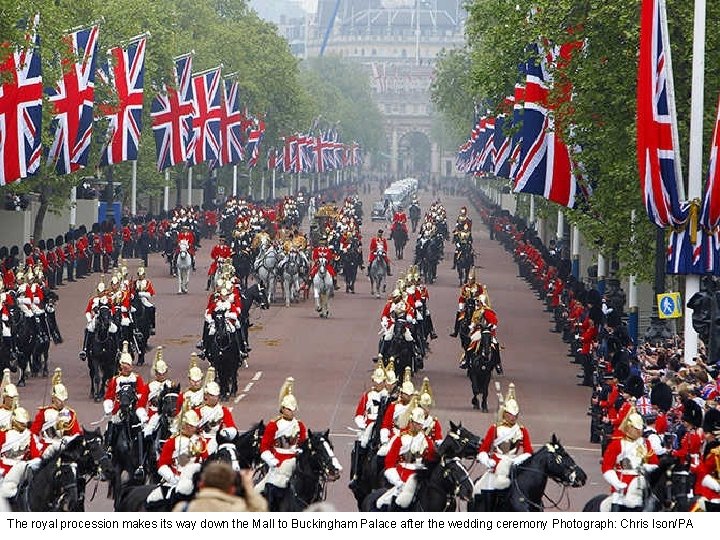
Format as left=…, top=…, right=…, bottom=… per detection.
left=103, top=373, right=149, bottom=414
left=310, top=246, right=336, bottom=278
left=368, top=237, right=390, bottom=263
left=259, top=417, right=308, bottom=465
left=384, top=429, right=437, bottom=482
left=208, top=244, right=232, bottom=276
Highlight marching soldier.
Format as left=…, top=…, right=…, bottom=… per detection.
left=256, top=377, right=308, bottom=511
left=474, top=383, right=533, bottom=511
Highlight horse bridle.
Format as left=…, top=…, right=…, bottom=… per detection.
left=288, top=437, right=338, bottom=509
left=510, top=450, right=577, bottom=511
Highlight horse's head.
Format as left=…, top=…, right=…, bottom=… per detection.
left=160, top=383, right=181, bottom=417
left=538, top=434, right=587, bottom=488
left=437, top=456, right=474, bottom=502
left=117, top=382, right=138, bottom=418
left=77, top=427, right=113, bottom=480
left=51, top=461, right=80, bottom=511
left=300, top=430, right=342, bottom=482
left=438, top=421, right=481, bottom=460
left=222, top=420, right=265, bottom=469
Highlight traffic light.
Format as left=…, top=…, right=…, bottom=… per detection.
left=687, top=290, right=712, bottom=345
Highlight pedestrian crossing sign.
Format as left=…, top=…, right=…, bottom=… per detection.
left=657, top=292, right=682, bottom=319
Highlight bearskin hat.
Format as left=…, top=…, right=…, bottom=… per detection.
left=0, top=247, right=7, bottom=259
left=613, top=360, right=630, bottom=382
left=23, top=243, right=32, bottom=256
left=47, top=238, right=54, bottom=250
left=622, top=375, right=645, bottom=399
left=91, top=223, right=100, bottom=234
left=37, top=239, right=45, bottom=251
left=79, top=225, right=87, bottom=235
left=703, top=408, right=720, bottom=434
left=650, top=382, right=674, bottom=412
left=10, top=246, right=18, bottom=257
left=55, top=235, right=64, bottom=247
left=682, top=399, right=704, bottom=428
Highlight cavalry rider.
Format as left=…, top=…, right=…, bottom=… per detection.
left=144, top=347, right=175, bottom=438
left=30, top=368, right=83, bottom=458
left=408, top=266, right=437, bottom=340
left=451, top=224, right=473, bottom=270
left=418, top=377, right=443, bottom=447
left=601, top=407, right=659, bottom=511
left=350, top=360, right=388, bottom=489
left=0, top=280, right=19, bottom=360
left=109, top=274, right=134, bottom=346
left=148, top=407, right=208, bottom=507
left=368, top=229, right=392, bottom=276
left=0, top=369, right=19, bottom=430
left=200, top=285, right=245, bottom=359
left=694, top=408, right=720, bottom=510
left=455, top=205, right=473, bottom=232
left=103, top=341, right=150, bottom=445
left=135, top=266, right=156, bottom=336
left=474, top=383, right=533, bottom=511
left=257, top=377, right=308, bottom=510
left=79, top=280, right=118, bottom=360
left=449, top=273, right=483, bottom=338
left=461, top=296, right=500, bottom=370
left=0, top=407, right=41, bottom=501
left=376, top=398, right=437, bottom=510
left=176, top=354, right=205, bottom=413
left=379, top=368, right=415, bottom=454
left=176, top=223, right=196, bottom=272
left=207, top=233, right=232, bottom=291
left=391, top=207, right=408, bottom=237
left=309, top=236, right=339, bottom=290
left=16, top=268, right=46, bottom=343
left=194, top=367, right=237, bottom=454
left=378, top=286, right=415, bottom=358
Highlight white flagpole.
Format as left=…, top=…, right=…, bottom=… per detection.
left=163, top=169, right=169, bottom=212
left=70, top=186, right=77, bottom=228
left=131, top=160, right=137, bottom=216
left=261, top=171, right=265, bottom=201
left=232, top=164, right=238, bottom=197
left=683, top=0, right=706, bottom=364
left=187, top=166, right=193, bottom=206
left=272, top=168, right=276, bottom=201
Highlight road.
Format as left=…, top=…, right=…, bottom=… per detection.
left=14, top=187, right=604, bottom=512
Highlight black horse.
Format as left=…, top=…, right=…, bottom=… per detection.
left=207, top=311, right=240, bottom=400
left=340, top=237, right=363, bottom=294
left=145, top=383, right=180, bottom=483
left=466, top=328, right=498, bottom=412
left=238, top=281, right=270, bottom=355
left=10, top=305, right=36, bottom=387
left=87, top=305, right=118, bottom=401
left=382, top=315, right=416, bottom=379
left=415, top=235, right=442, bottom=284
left=390, top=223, right=408, bottom=260
left=163, top=229, right=178, bottom=276
left=408, top=203, right=421, bottom=233
left=456, top=242, right=475, bottom=285
left=469, top=434, right=587, bottom=511
left=131, top=294, right=152, bottom=357
left=232, top=241, right=254, bottom=290
left=106, top=383, right=145, bottom=504
left=213, top=420, right=265, bottom=470
left=264, top=429, right=342, bottom=512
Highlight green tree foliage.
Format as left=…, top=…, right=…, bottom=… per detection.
left=432, top=0, right=720, bottom=281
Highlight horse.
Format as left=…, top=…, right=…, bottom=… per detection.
left=408, top=203, right=421, bottom=233
left=281, top=250, right=303, bottom=307
left=264, top=429, right=342, bottom=512
left=206, top=311, right=240, bottom=400
left=415, top=235, right=442, bottom=284
left=468, top=434, right=587, bottom=512
left=30, top=313, right=50, bottom=378
left=384, top=315, right=416, bottom=378
left=456, top=243, right=475, bottom=285
left=9, top=305, right=36, bottom=387
left=465, top=328, right=498, bottom=412
left=582, top=455, right=695, bottom=512
left=86, top=304, right=118, bottom=401
left=176, top=239, right=192, bottom=294
left=212, top=420, right=265, bottom=471
left=368, top=251, right=388, bottom=299
left=106, top=382, right=146, bottom=504
left=145, top=383, right=180, bottom=483
left=254, top=243, right=279, bottom=303
left=390, top=223, right=408, bottom=260
left=312, top=258, right=333, bottom=318
left=130, top=294, right=151, bottom=356
left=340, top=238, right=362, bottom=294
left=232, top=242, right=254, bottom=290
left=238, top=280, right=270, bottom=350
left=163, top=230, right=178, bottom=276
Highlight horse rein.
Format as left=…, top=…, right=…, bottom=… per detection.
left=511, top=461, right=575, bottom=511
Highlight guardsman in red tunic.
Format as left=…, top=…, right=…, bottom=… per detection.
left=177, top=224, right=196, bottom=271
left=103, top=341, right=149, bottom=424
left=207, top=234, right=232, bottom=291
left=0, top=370, right=18, bottom=431
left=30, top=368, right=83, bottom=457
left=368, top=229, right=391, bottom=276
left=193, top=367, right=237, bottom=454
left=418, top=378, right=443, bottom=447
left=474, top=383, right=533, bottom=511
left=376, top=400, right=436, bottom=510
left=693, top=409, right=720, bottom=510
left=135, top=266, right=156, bottom=334
left=309, top=238, right=337, bottom=280
left=0, top=407, right=42, bottom=500
left=143, top=347, right=175, bottom=438
left=601, top=408, right=659, bottom=511
left=256, top=377, right=309, bottom=510
left=672, top=399, right=704, bottom=472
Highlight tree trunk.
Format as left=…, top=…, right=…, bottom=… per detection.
left=32, top=184, right=51, bottom=243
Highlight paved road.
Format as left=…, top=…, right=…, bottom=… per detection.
left=14, top=188, right=605, bottom=512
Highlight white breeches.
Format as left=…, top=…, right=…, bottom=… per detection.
left=382, top=327, right=413, bottom=341
left=87, top=319, right=118, bottom=333
left=147, top=462, right=200, bottom=503
left=376, top=475, right=419, bottom=509
left=359, top=423, right=375, bottom=448
left=473, top=456, right=512, bottom=494
left=143, top=414, right=160, bottom=437
left=254, top=458, right=296, bottom=492
left=605, top=476, right=646, bottom=509
left=0, top=461, right=31, bottom=498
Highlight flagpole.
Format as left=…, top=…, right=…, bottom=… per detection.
left=70, top=186, right=77, bottom=228
left=272, top=168, right=276, bottom=201
left=529, top=195, right=536, bottom=229
left=684, top=0, right=706, bottom=365
left=571, top=224, right=580, bottom=279
left=232, top=164, right=238, bottom=197
left=628, top=210, right=639, bottom=345
left=163, top=170, right=169, bottom=212
left=131, top=160, right=137, bottom=216
left=187, top=166, right=193, bottom=207
left=248, top=168, right=253, bottom=198
left=556, top=209, right=564, bottom=242
left=261, top=171, right=265, bottom=201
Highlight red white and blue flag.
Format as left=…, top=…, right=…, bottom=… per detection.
left=0, top=14, right=42, bottom=185
left=219, top=78, right=244, bottom=166
left=174, top=53, right=195, bottom=162
left=151, top=86, right=185, bottom=171
left=47, top=25, right=100, bottom=175
left=494, top=96, right=514, bottom=178
left=509, top=82, right=525, bottom=180
left=696, top=95, right=720, bottom=274
left=245, top=115, right=265, bottom=169
left=98, top=37, right=146, bottom=166
left=188, top=67, right=222, bottom=166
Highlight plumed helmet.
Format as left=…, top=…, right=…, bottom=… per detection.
left=400, top=367, right=414, bottom=395
left=397, top=394, right=419, bottom=429
left=377, top=229, right=384, bottom=235
left=137, top=266, right=146, bottom=277
left=392, top=289, right=402, bottom=299
left=279, top=377, right=298, bottom=411
left=119, top=341, right=133, bottom=366
left=183, top=409, right=200, bottom=427
left=51, top=367, right=68, bottom=401
left=152, top=346, right=167, bottom=374
left=204, top=366, right=217, bottom=390
left=502, top=383, right=520, bottom=416
left=419, top=377, right=434, bottom=408
left=702, top=408, right=720, bottom=434
left=682, top=399, right=704, bottom=428
left=622, top=375, right=645, bottom=399
left=384, top=357, right=397, bottom=385
left=1, top=368, right=18, bottom=398
left=12, top=406, right=29, bottom=425
left=410, top=406, right=426, bottom=424
left=624, top=411, right=645, bottom=431
left=205, top=381, right=220, bottom=397
left=372, top=358, right=386, bottom=384
left=188, top=353, right=203, bottom=382
left=650, top=381, right=674, bottom=412
left=97, top=281, right=106, bottom=294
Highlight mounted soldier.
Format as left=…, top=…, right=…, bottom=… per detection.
left=144, top=347, right=174, bottom=437
left=30, top=368, right=82, bottom=458
left=135, top=266, right=156, bottom=336
left=194, top=367, right=237, bottom=455
left=418, top=377, right=443, bottom=448
left=368, top=229, right=392, bottom=276
left=207, top=234, right=232, bottom=291
left=0, top=369, right=18, bottom=430
left=79, top=280, right=118, bottom=360
left=175, top=354, right=205, bottom=413
left=0, top=282, right=19, bottom=361
left=176, top=223, right=196, bottom=272
left=0, top=407, right=41, bottom=500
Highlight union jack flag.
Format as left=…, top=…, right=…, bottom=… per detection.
left=494, top=96, right=514, bottom=178
left=512, top=43, right=580, bottom=208
left=174, top=53, right=195, bottom=161
left=509, top=82, right=525, bottom=180
left=47, top=25, right=100, bottom=175
left=219, top=78, right=244, bottom=166
left=637, top=0, right=685, bottom=230
left=188, top=67, right=222, bottom=166
left=479, top=116, right=495, bottom=173
left=245, top=116, right=265, bottom=169
left=151, top=86, right=184, bottom=171
left=0, top=14, right=42, bottom=185
left=283, top=134, right=298, bottom=173
left=694, top=95, right=720, bottom=275
left=98, top=37, right=146, bottom=166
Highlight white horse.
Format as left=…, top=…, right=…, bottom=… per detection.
left=254, top=243, right=279, bottom=303
left=369, top=249, right=388, bottom=299
left=176, top=239, right=192, bottom=294
left=312, top=257, right=333, bottom=318
left=281, top=250, right=306, bottom=307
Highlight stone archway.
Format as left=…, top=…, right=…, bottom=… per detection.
left=390, top=127, right=436, bottom=178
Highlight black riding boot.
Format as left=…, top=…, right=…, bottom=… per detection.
left=199, top=323, right=210, bottom=359
left=148, top=306, right=156, bottom=335
left=234, top=331, right=248, bottom=359
left=47, top=311, right=63, bottom=344
left=3, top=336, right=17, bottom=361
left=79, top=329, right=91, bottom=361
left=426, top=313, right=438, bottom=340
left=452, top=253, right=457, bottom=269
left=449, top=315, right=461, bottom=337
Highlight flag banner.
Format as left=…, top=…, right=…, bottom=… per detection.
left=174, top=53, right=195, bottom=163
left=98, top=37, right=146, bottom=166
left=494, top=96, right=514, bottom=178
left=697, top=95, right=720, bottom=275
left=0, top=14, right=42, bottom=185
left=245, top=116, right=265, bottom=169
left=509, top=81, right=525, bottom=180
left=188, top=67, right=222, bottom=166
left=47, top=24, right=100, bottom=175
left=219, top=78, right=244, bottom=166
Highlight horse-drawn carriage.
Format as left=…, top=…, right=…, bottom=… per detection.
left=309, top=204, right=339, bottom=247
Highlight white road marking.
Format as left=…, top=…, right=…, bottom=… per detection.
left=243, top=382, right=254, bottom=392
left=235, top=394, right=246, bottom=402
left=233, top=372, right=262, bottom=403
left=252, top=371, right=262, bottom=381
